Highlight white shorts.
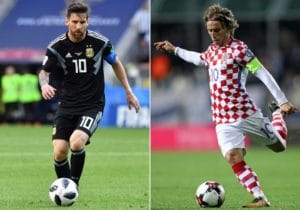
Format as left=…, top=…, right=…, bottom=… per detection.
left=216, top=111, right=278, bottom=156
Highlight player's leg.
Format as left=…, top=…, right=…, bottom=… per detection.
left=53, top=139, right=71, bottom=178
left=267, top=102, right=287, bottom=151
left=241, top=110, right=286, bottom=152
left=216, top=123, right=270, bottom=208
left=69, top=111, right=103, bottom=185
left=52, top=113, right=75, bottom=179
left=69, top=130, right=89, bottom=185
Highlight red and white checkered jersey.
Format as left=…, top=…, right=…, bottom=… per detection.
left=200, top=38, right=257, bottom=125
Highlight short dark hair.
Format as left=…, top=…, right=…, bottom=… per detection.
left=66, top=2, right=90, bottom=18
left=203, top=4, right=239, bottom=36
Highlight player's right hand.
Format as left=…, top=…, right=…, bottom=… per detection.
left=154, top=40, right=176, bottom=53
left=280, top=102, right=297, bottom=116
left=41, top=84, right=57, bottom=100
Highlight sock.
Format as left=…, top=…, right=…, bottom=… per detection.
left=70, top=149, right=86, bottom=185
left=232, top=161, right=267, bottom=199
left=272, top=111, right=288, bottom=141
left=54, top=159, right=71, bottom=178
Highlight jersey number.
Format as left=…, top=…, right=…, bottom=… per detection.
left=79, top=116, right=94, bottom=130
left=211, top=68, right=219, bottom=81
left=72, top=59, right=87, bottom=73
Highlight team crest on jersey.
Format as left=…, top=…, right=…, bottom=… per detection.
left=85, top=47, right=94, bottom=58
left=221, top=53, right=228, bottom=65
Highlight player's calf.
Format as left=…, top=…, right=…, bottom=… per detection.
left=268, top=101, right=288, bottom=150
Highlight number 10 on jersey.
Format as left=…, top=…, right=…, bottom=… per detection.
left=72, top=59, right=87, bottom=73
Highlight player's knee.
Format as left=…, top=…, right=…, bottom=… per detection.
left=53, top=140, right=69, bottom=161
left=53, top=148, right=68, bottom=161
left=70, top=135, right=86, bottom=151
left=267, top=142, right=286, bottom=153
left=274, top=144, right=285, bottom=152
left=70, top=130, right=89, bottom=151
left=70, top=140, right=85, bottom=151
left=225, top=149, right=245, bottom=165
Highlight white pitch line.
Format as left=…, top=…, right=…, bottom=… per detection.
left=0, top=152, right=148, bottom=157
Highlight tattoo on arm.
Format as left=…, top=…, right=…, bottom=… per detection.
left=39, top=70, right=50, bottom=87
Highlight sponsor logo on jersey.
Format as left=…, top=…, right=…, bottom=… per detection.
left=85, top=48, right=94, bottom=58
left=65, top=52, right=72, bottom=58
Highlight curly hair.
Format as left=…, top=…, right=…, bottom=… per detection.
left=203, top=4, right=239, bottom=36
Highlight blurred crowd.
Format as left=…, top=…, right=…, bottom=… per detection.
left=0, top=65, right=46, bottom=125
left=125, top=0, right=149, bottom=88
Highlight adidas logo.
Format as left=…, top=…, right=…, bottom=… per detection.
left=65, top=52, right=72, bottom=58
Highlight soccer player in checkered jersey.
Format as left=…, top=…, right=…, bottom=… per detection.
left=39, top=2, right=140, bottom=187
left=155, top=3, right=297, bottom=208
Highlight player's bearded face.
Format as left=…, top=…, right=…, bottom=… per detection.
left=66, top=13, right=88, bottom=42
left=206, top=21, right=230, bottom=47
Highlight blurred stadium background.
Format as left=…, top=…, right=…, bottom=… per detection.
left=151, top=0, right=300, bottom=151
left=0, top=0, right=149, bottom=128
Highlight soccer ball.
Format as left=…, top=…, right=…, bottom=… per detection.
left=49, top=178, right=79, bottom=206
left=195, top=181, right=225, bottom=208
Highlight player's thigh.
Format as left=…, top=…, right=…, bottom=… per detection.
left=241, top=112, right=277, bottom=145
left=75, top=110, right=103, bottom=138
left=52, top=113, right=77, bottom=141
left=216, top=124, right=245, bottom=157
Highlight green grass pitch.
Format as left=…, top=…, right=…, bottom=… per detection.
left=151, top=148, right=300, bottom=210
left=0, top=126, right=149, bottom=210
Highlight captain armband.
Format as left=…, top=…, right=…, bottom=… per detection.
left=246, top=57, right=263, bottom=74
left=104, top=51, right=117, bottom=64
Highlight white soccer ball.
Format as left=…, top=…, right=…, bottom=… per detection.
left=195, top=181, right=225, bottom=208
left=49, top=178, right=79, bottom=206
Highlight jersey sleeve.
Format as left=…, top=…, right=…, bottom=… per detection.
left=254, top=67, right=288, bottom=105
left=103, top=41, right=117, bottom=64
left=234, top=44, right=255, bottom=67
left=42, top=48, right=59, bottom=73
left=174, top=47, right=207, bottom=67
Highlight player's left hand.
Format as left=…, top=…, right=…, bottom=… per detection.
left=280, top=102, right=297, bottom=116
left=126, top=92, right=140, bottom=113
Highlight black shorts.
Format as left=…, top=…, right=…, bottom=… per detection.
left=52, top=109, right=103, bottom=142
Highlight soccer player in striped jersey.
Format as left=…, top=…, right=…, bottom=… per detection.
left=39, top=2, right=140, bottom=187
left=154, top=4, right=297, bottom=208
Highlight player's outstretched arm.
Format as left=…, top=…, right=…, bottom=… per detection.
left=250, top=60, right=297, bottom=116
left=154, top=40, right=205, bottom=66
left=111, top=58, right=140, bottom=113
left=39, top=69, right=57, bottom=100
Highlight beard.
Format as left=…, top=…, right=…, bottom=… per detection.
left=74, top=30, right=84, bottom=38
left=69, top=29, right=86, bottom=42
